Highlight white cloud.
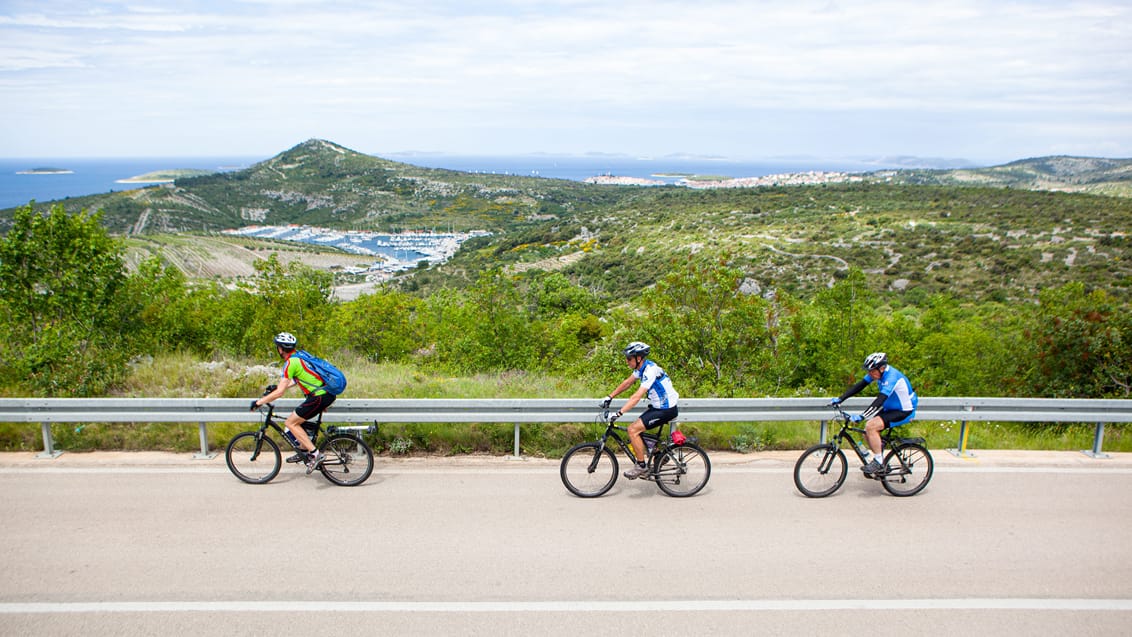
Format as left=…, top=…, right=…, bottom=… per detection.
left=0, top=0, right=1129, bottom=160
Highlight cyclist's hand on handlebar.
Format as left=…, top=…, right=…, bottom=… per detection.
left=599, top=396, right=612, bottom=409
left=829, top=397, right=841, bottom=406
left=249, top=400, right=260, bottom=412
left=609, top=410, right=622, bottom=424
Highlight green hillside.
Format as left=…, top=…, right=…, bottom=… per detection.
left=2, top=139, right=620, bottom=235
left=420, top=182, right=1132, bottom=302
left=3, top=140, right=1131, bottom=303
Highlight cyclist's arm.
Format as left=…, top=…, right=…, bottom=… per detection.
left=618, top=384, right=649, bottom=416
left=836, top=378, right=870, bottom=403
left=607, top=374, right=637, bottom=400
left=254, top=377, right=295, bottom=408
left=861, top=393, right=888, bottom=420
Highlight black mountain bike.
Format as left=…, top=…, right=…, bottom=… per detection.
left=226, top=386, right=375, bottom=486
left=793, top=405, right=933, bottom=497
left=560, top=409, right=711, bottom=498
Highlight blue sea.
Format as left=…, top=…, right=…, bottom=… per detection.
left=0, top=154, right=905, bottom=211
left=0, top=157, right=263, bottom=210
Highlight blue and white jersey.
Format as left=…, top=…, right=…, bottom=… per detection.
left=633, top=359, right=678, bottom=409
left=871, top=365, right=918, bottom=412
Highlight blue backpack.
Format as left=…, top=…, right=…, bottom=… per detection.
left=294, top=350, right=347, bottom=395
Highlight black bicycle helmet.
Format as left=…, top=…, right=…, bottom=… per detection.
left=623, top=341, right=651, bottom=358
left=862, top=352, right=888, bottom=371
left=274, top=331, right=298, bottom=350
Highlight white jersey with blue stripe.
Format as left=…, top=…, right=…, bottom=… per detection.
left=633, top=360, right=678, bottom=409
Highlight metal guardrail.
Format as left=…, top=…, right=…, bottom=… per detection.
left=1, top=397, right=1129, bottom=460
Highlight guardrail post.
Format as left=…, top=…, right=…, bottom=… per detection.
left=36, top=422, right=62, bottom=459
left=819, top=420, right=828, bottom=445
left=948, top=418, right=976, bottom=458
left=512, top=423, right=521, bottom=459
left=193, top=422, right=216, bottom=460
left=1082, top=423, right=1111, bottom=459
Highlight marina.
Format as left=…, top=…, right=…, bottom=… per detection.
left=223, top=225, right=490, bottom=275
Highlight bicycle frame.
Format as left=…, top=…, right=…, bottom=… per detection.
left=828, top=406, right=922, bottom=478
left=589, top=410, right=675, bottom=480
left=247, top=404, right=320, bottom=458
left=251, top=401, right=375, bottom=454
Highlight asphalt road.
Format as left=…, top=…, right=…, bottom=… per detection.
left=1, top=450, right=1131, bottom=636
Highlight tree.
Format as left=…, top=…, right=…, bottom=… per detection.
left=328, top=288, right=422, bottom=362
left=618, top=256, right=774, bottom=396
left=1028, top=283, right=1131, bottom=397
left=243, top=254, right=335, bottom=356
left=0, top=205, right=130, bottom=395
left=910, top=297, right=1030, bottom=397
left=427, top=269, right=537, bottom=372
left=778, top=268, right=880, bottom=391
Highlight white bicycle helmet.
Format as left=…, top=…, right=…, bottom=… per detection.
left=862, top=352, right=888, bottom=371
left=274, top=331, right=298, bottom=350
left=623, top=341, right=651, bottom=358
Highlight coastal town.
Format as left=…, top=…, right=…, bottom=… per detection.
left=583, top=170, right=866, bottom=188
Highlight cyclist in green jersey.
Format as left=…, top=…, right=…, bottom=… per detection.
left=250, top=332, right=337, bottom=473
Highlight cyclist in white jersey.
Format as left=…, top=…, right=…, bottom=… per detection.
left=600, top=342, right=680, bottom=479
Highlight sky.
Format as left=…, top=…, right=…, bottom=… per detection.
left=1, top=0, right=1130, bottom=164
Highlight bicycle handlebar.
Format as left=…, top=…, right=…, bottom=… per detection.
left=829, top=403, right=852, bottom=422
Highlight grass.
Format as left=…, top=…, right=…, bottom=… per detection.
left=1, top=353, right=1128, bottom=455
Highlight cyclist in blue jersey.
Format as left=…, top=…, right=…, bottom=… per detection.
left=830, top=352, right=918, bottom=477
left=600, top=342, right=680, bottom=479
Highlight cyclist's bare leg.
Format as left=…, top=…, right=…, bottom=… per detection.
left=865, top=417, right=885, bottom=455
left=627, top=419, right=647, bottom=462
left=284, top=413, right=316, bottom=452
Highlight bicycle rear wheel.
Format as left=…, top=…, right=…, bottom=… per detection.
left=654, top=443, right=711, bottom=497
left=318, top=435, right=375, bottom=486
left=225, top=431, right=281, bottom=484
left=881, top=443, right=933, bottom=497
left=560, top=442, right=618, bottom=498
left=793, top=444, right=847, bottom=497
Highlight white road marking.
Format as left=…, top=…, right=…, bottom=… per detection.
left=1, top=599, right=1130, bottom=613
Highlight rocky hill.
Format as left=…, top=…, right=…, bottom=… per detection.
left=2, top=139, right=620, bottom=235
left=3, top=141, right=1131, bottom=303
left=874, top=156, right=1132, bottom=197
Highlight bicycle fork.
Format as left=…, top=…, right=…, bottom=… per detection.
left=587, top=440, right=609, bottom=474
left=249, top=430, right=269, bottom=462
left=815, top=445, right=843, bottom=475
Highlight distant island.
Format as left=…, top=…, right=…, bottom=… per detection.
left=116, top=168, right=216, bottom=184
left=17, top=167, right=73, bottom=175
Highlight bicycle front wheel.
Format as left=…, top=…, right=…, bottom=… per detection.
left=654, top=443, right=711, bottom=497
left=318, top=435, right=375, bottom=487
left=225, top=431, right=281, bottom=484
left=793, top=444, right=847, bottom=498
left=560, top=442, right=618, bottom=498
left=881, top=443, right=933, bottom=497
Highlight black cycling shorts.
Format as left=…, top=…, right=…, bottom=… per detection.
left=879, top=410, right=913, bottom=427
left=639, top=406, right=678, bottom=430
left=294, top=392, right=336, bottom=421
